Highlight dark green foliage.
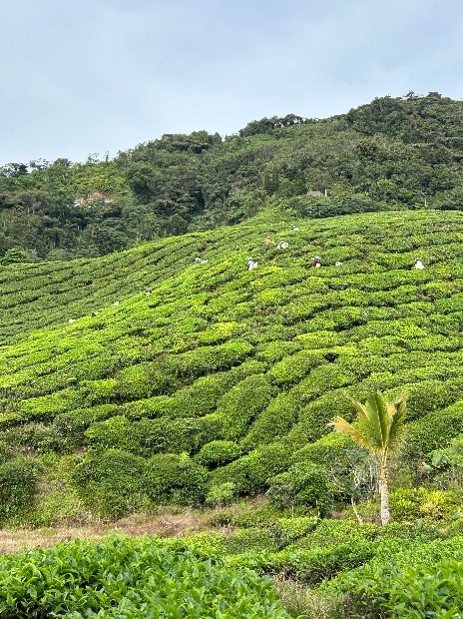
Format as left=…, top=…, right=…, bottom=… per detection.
left=0, top=457, right=38, bottom=521
left=72, top=449, right=147, bottom=518
left=144, top=453, right=209, bottom=505
left=219, top=374, right=273, bottom=440
left=195, top=440, right=241, bottom=467
left=267, top=461, right=333, bottom=515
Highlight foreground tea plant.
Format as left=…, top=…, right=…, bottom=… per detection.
left=0, top=536, right=289, bottom=618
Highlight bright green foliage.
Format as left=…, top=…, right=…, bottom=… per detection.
left=0, top=536, right=289, bottom=618
left=340, top=537, right=463, bottom=618
left=0, top=209, right=463, bottom=523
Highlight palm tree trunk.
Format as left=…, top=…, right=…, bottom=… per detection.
left=379, top=463, right=391, bottom=526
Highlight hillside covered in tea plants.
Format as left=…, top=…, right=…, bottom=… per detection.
left=1, top=207, right=463, bottom=526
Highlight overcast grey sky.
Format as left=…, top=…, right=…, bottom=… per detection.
left=0, top=0, right=461, bottom=165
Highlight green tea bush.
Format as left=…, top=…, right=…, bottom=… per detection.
left=390, top=487, right=462, bottom=521
left=268, top=350, right=324, bottom=386
left=406, top=401, right=463, bottom=459
left=0, top=457, right=39, bottom=522
left=53, top=404, right=119, bottom=447
left=0, top=536, right=289, bottom=618
left=242, top=392, right=299, bottom=449
left=72, top=449, right=147, bottom=518
left=219, top=374, right=273, bottom=440
left=205, top=481, right=237, bottom=506
left=267, top=461, right=333, bottom=516
left=270, top=516, right=319, bottom=549
left=211, top=443, right=292, bottom=495
left=195, top=440, right=241, bottom=467
left=144, top=452, right=209, bottom=505
left=340, top=538, right=463, bottom=618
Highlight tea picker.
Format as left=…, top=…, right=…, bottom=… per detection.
left=247, top=258, right=258, bottom=271
left=313, top=256, right=322, bottom=268
left=414, top=259, right=425, bottom=270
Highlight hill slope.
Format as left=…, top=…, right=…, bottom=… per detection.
left=2, top=92, right=463, bottom=259
left=2, top=208, right=463, bottom=524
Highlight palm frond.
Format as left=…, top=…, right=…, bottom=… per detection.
left=331, top=416, right=374, bottom=453
left=388, top=392, right=408, bottom=448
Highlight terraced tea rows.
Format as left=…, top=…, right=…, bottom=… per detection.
left=2, top=208, right=463, bottom=523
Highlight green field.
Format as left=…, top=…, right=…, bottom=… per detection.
left=2, top=206, right=463, bottom=615
left=0, top=207, right=462, bottom=524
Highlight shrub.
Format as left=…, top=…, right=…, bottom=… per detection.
left=242, top=392, right=299, bottom=449
left=144, top=452, right=209, bottom=505
left=391, top=487, right=462, bottom=522
left=210, top=443, right=292, bottom=495
left=0, top=457, right=39, bottom=522
left=270, top=516, right=319, bottom=549
left=219, top=374, right=273, bottom=440
left=0, top=536, right=288, bottom=619
left=268, top=350, right=324, bottom=386
left=406, top=401, right=463, bottom=459
left=205, top=482, right=237, bottom=506
left=72, top=449, right=147, bottom=519
left=267, top=461, right=333, bottom=516
left=195, top=440, right=241, bottom=467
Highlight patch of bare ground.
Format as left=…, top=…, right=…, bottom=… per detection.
left=0, top=497, right=268, bottom=554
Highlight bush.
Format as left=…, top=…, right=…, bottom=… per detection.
left=267, top=461, right=333, bottom=516
left=0, top=536, right=288, bottom=619
left=195, top=440, right=241, bottom=467
left=205, top=482, right=237, bottom=506
left=391, top=487, right=462, bottom=522
left=144, top=452, right=209, bottom=505
left=406, top=401, right=463, bottom=459
left=270, top=516, right=319, bottom=549
left=72, top=449, right=148, bottom=519
left=219, top=374, right=273, bottom=440
left=0, top=457, right=38, bottom=522
left=211, top=443, right=292, bottom=495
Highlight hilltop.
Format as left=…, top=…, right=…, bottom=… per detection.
left=1, top=207, right=463, bottom=525
left=2, top=92, right=463, bottom=260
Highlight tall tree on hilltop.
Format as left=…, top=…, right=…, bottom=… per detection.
left=332, top=391, right=408, bottom=525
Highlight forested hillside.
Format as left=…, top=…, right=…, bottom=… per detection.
left=2, top=91, right=463, bottom=260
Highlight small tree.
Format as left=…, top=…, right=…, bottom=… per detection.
left=332, top=391, right=408, bottom=525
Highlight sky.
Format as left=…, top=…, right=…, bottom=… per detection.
left=0, top=0, right=461, bottom=165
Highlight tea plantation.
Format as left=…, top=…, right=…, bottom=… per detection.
left=4, top=206, right=463, bottom=616
left=0, top=207, right=463, bottom=524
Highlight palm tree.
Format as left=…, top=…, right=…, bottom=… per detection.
left=331, top=390, right=408, bottom=526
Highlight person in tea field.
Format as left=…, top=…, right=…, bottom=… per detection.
left=247, top=258, right=258, bottom=270
left=277, top=241, right=289, bottom=250
left=414, top=258, right=425, bottom=269
left=313, top=256, right=322, bottom=268
left=264, top=237, right=273, bottom=245
left=194, top=257, right=208, bottom=264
